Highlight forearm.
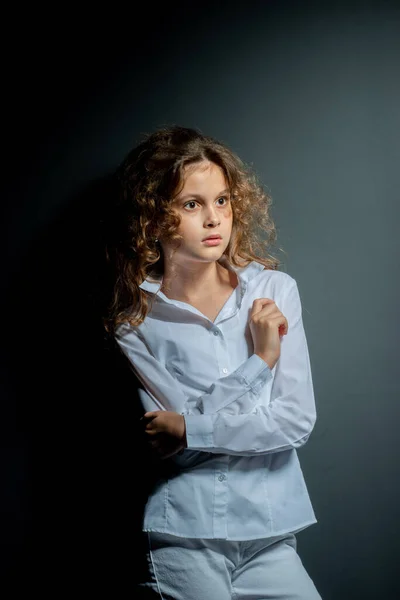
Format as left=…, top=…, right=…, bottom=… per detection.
left=116, top=324, right=272, bottom=416
left=184, top=315, right=316, bottom=455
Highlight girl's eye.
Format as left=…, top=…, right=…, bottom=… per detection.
left=184, top=201, right=198, bottom=210
left=183, top=197, right=229, bottom=210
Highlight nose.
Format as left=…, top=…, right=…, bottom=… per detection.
left=205, top=207, right=220, bottom=227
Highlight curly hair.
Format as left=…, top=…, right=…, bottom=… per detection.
left=103, top=125, right=284, bottom=336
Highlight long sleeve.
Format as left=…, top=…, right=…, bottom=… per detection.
left=184, top=279, right=317, bottom=455
left=115, top=327, right=273, bottom=417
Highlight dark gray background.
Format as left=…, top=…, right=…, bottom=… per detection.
left=1, top=1, right=399, bottom=597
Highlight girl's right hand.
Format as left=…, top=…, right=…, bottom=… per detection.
left=249, top=298, right=288, bottom=370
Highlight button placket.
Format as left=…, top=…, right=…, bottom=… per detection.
left=210, top=325, right=232, bottom=379
left=213, top=456, right=229, bottom=538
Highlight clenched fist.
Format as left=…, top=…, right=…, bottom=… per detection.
left=249, top=298, right=288, bottom=370
left=142, top=410, right=187, bottom=459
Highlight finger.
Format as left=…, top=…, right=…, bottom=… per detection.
left=144, top=411, right=159, bottom=418
left=256, top=303, right=278, bottom=318
left=274, top=316, right=288, bottom=335
left=251, top=304, right=278, bottom=324
left=254, top=312, right=288, bottom=335
left=145, top=425, right=157, bottom=433
left=251, top=298, right=274, bottom=316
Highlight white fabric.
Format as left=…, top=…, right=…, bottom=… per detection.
left=141, top=531, right=322, bottom=599
left=116, top=256, right=318, bottom=540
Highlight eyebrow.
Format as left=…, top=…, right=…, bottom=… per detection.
left=176, top=188, right=230, bottom=202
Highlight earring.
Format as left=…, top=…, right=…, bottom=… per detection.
left=154, top=238, right=158, bottom=243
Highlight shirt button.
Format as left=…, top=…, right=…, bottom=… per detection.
left=218, top=474, right=226, bottom=482
left=222, top=368, right=228, bottom=374
left=213, top=330, right=219, bottom=336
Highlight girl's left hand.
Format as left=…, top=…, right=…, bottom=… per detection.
left=142, top=411, right=187, bottom=459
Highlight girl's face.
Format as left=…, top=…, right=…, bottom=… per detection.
left=160, top=160, right=233, bottom=267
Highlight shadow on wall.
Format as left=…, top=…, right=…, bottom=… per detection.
left=3, top=175, right=162, bottom=595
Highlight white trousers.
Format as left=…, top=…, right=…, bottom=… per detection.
left=139, top=531, right=322, bottom=599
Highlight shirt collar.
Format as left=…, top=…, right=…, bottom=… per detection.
left=139, top=255, right=265, bottom=297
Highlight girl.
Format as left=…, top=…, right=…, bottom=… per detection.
left=105, top=125, right=322, bottom=599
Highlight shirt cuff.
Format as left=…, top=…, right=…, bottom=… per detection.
left=184, top=414, right=214, bottom=449
left=235, top=353, right=273, bottom=394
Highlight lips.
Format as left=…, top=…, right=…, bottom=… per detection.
left=202, top=235, right=222, bottom=241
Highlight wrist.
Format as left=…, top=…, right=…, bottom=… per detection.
left=255, top=352, right=275, bottom=370
left=181, top=415, right=187, bottom=448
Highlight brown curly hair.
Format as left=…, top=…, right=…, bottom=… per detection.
left=103, top=125, right=284, bottom=336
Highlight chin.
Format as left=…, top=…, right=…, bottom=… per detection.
left=187, top=251, right=224, bottom=263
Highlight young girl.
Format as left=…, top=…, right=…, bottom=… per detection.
left=105, top=125, right=322, bottom=599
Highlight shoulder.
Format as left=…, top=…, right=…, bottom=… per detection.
left=262, top=266, right=296, bottom=284
left=248, top=266, right=302, bottom=321
left=115, top=320, right=142, bottom=342
left=253, top=266, right=297, bottom=295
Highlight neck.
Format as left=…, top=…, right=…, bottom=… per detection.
left=161, top=259, right=228, bottom=301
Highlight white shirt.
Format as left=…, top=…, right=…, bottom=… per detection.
left=115, top=256, right=317, bottom=540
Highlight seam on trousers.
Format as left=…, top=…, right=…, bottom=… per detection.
left=148, top=532, right=165, bottom=599
left=284, top=533, right=297, bottom=551
left=225, top=553, right=238, bottom=600
left=231, top=581, right=239, bottom=600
